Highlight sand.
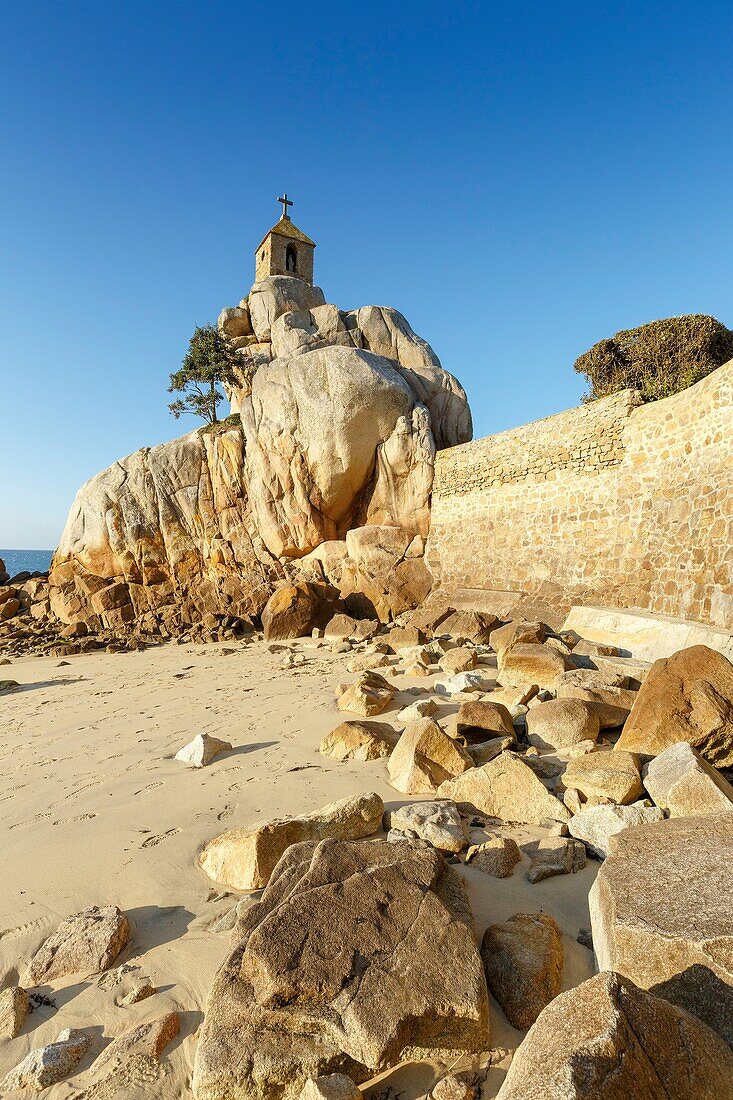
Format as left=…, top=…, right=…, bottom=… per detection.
left=0, top=639, right=598, bottom=1098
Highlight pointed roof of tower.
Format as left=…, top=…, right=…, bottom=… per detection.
left=256, top=215, right=315, bottom=252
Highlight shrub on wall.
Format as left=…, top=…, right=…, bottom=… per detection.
left=574, top=314, right=733, bottom=402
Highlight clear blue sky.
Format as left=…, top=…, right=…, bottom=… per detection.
left=2, top=1, right=732, bottom=548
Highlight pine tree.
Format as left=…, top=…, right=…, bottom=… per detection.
left=168, top=324, right=237, bottom=424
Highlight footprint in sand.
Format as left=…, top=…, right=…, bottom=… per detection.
left=141, top=828, right=181, bottom=848
left=133, top=782, right=164, bottom=796
left=52, top=813, right=97, bottom=826
left=0, top=916, right=50, bottom=942
left=217, top=805, right=234, bottom=821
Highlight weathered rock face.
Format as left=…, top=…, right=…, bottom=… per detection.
left=50, top=423, right=282, bottom=631
left=481, top=913, right=564, bottom=1030
left=568, top=802, right=664, bottom=859
left=643, top=740, right=733, bottom=817
left=51, top=276, right=471, bottom=633
left=193, top=838, right=489, bottom=1100
left=616, top=644, right=733, bottom=766
left=24, top=905, right=130, bottom=984
left=589, top=814, right=733, bottom=1045
left=437, top=752, right=570, bottom=825
left=496, top=971, right=733, bottom=1100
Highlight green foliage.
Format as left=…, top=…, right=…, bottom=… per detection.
left=168, top=324, right=237, bottom=424
left=574, top=315, right=733, bottom=403
left=198, top=413, right=241, bottom=436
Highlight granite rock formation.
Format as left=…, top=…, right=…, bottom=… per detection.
left=49, top=275, right=471, bottom=633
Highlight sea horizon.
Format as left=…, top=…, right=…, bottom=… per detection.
left=0, top=548, right=54, bottom=576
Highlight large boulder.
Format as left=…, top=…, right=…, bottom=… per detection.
left=437, top=752, right=570, bottom=825
left=589, top=814, right=733, bottom=1044
left=563, top=750, right=643, bottom=806
left=526, top=699, right=600, bottom=751
left=319, top=721, right=398, bottom=762
left=616, top=645, right=733, bottom=766
left=481, top=913, right=563, bottom=1030
left=193, top=838, right=489, bottom=1099
left=567, top=802, right=664, bottom=859
left=262, top=582, right=340, bottom=640
left=24, top=905, right=130, bottom=984
left=248, top=276, right=327, bottom=342
left=387, top=718, right=473, bottom=795
left=49, top=422, right=282, bottom=631
left=496, top=971, right=733, bottom=1099
left=498, top=643, right=567, bottom=691
left=643, top=740, right=733, bottom=817
left=198, top=792, right=384, bottom=891
left=241, top=345, right=432, bottom=558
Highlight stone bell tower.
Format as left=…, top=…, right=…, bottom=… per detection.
left=255, top=194, right=316, bottom=286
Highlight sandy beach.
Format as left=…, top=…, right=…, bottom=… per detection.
left=1, top=638, right=598, bottom=1098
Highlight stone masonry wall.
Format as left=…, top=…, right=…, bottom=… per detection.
left=426, top=361, right=733, bottom=630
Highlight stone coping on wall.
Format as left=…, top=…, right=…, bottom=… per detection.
left=563, top=605, right=733, bottom=662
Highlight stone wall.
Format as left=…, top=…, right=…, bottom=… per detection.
left=426, top=361, right=733, bottom=631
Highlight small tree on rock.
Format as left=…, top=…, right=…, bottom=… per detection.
left=168, top=324, right=237, bottom=425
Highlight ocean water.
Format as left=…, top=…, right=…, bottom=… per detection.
left=0, top=549, right=54, bottom=577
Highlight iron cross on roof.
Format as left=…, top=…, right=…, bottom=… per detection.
left=277, top=193, right=293, bottom=218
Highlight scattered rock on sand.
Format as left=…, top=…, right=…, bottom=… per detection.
left=384, top=800, right=467, bottom=853
left=193, top=838, right=489, bottom=1100
left=439, top=647, right=478, bottom=675
left=198, top=791, right=384, bottom=891
left=567, top=801, right=664, bottom=859
left=437, top=752, right=570, bottom=825
left=495, top=971, right=733, bottom=1099
left=24, top=905, right=130, bottom=984
left=525, top=698, right=600, bottom=751
left=481, top=912, right=563, bottom=1030
left=1, top=1027, right=92, bottom=1090
left=431, top=1072, right=481, bottom=1100
left=563, top=750, right=643, bottom=805
left=465, top=835, right=522, bottom=877
left=174, top=731, right=232, bottom=767
left=337, top=670, right=395, bottom=716
left=590, top=813, right=733, bottom=1045
left=467, top=735, right=515, bottom=766
left=616, top=644, right=733, bottom=766
left=388, top=718, right=473, bottom=794
left=0, top=985, right=28, bottom=1039
left=526, top=837, right=586, bottom=883
left=643, top=740, right=733, bottom=816
left=498, top=643, right=567, bottom=691
left=319, top=720, right=398, bottom=762
left=299, top=1074, right=362, bottom=1100
left=398, top=697, right=438, bottom=722
left=92, top=1011, right=180, bottom=1074
left=434, top=671, right=486, bottom=695
left=454, top=700, right=515, bottom=742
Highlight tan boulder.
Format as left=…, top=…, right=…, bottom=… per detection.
left=567, top=802, right=664, bottom=859
left=589, top=814, right=733, bottom=1045
left=454, top=700, right=515, bottom=742
left=643, top=741, right=733, bottom=816
left=465, top=835, right=522, bottom=878
left=498, top=643, right=567, bottom=690
left=319, top=720, right=398, bottom=762
left=495, top=971, right=733, bottom=1099
left=337, top=670, right=395, bottom=716
left=481, top=913, right=563, bottom=1030
left=0, top=986, right=28, bottom=1039
left=262, top=583, right=338, bottom=641
left=323, top=613, right=359, bottom=638
left=526, top=837, right=586, bottom=883
left=525, top=699, right=600, bottom=752
left=563, top=750, right=643, bottom=805
left=193, top=838, right=489, bottom=1099
left=397, top=697, right=438, bottom=723
left=384, top=624, right=427, bottom=649
left=440, top=609, right=499, bottom=644
left=24, top=905, right=130, bottom=984
left=437, top=752, right=570, bottom=825
left=439, top=647, right=478, bottom=675
left=388, top=718, right=472, bottom=795
left=616, top=644, right=733, bottom=766
left=467, top=735, right=515, bottom=766
left=92, top=1012, right=180, bottom=1074
left=489, top=620, right=545, bottom=657
left=198, top=791, right=384, bottom=891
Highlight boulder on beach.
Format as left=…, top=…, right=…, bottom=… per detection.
left=24, top=905, right=130, bottom=985
left=193, top=838, right=489, bottom=1100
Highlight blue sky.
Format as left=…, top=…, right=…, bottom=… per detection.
left=2, top=1, right=732, bottom=547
